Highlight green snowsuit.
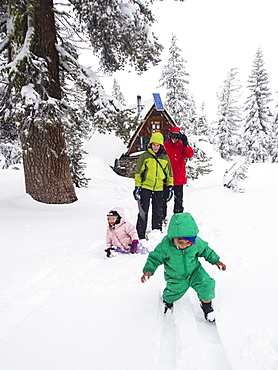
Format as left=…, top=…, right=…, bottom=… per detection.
left=142, top=213, right=220, bottom=303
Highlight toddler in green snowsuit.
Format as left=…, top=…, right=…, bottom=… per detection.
left=141, top=212, right=226, bottom=322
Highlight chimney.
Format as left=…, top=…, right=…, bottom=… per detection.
left=137, top=95, right=142, bottom=114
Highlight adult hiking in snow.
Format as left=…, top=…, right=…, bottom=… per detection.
left=141, top=212, right=226, bottom=322
left=133, top=132, right=173, bottom=241
left=105, top=207, right=148, bottom=258
left=163, top=126, right=194, bottom=223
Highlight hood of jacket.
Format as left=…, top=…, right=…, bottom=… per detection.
left=108, top=207, right=125, bottom=225
left=149, top=132, right=164, bottom=146
left=167, top=213, right=199, bottom=240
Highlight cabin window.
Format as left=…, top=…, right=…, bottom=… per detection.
left=151, top=121, right=161, bottom=133
left=136, top=136, right=150, bottom=152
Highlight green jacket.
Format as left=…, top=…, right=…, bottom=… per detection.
left=135, top=133, right=173, bottom=191
left=142, top=213, right=220, bottom=281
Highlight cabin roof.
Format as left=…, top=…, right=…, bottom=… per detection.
left=126, top=95, right=175, bottom=156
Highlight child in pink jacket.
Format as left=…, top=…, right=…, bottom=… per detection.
left=105, top=207, right=148, bottom=258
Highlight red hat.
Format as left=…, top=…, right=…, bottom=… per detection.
left=169, top=126, right=181, bottom=133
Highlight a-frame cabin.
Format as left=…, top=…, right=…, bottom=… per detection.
left=113, top=94, right=175, bottom=178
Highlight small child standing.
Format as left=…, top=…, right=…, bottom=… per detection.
left=141, top=212, right=226, bottom=322
left=105, top=207, right=148, bottom=257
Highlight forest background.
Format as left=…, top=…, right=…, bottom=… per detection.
left=0, top=0, right=278, bottom=204
left=86, top=0, right=278, bottom=122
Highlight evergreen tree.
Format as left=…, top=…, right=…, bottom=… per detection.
left=112, top=79, right=126, bottom=105
left=270, top=111, right=278, bottom=162
left=186, top=137, right=213, bottom=180
left=158, top=36, right=213, bottom=180
left=243, top=47, right=272, bottom=162
left=187, top=96, right=198, bottom=136
left=223, top=158, right=250, bottom=193
left=158, top=34, right=191, bottom=131
left=0, top=0, right=162, bottom=203
left=195, top=102, right=210, bottom=138
left=216, top=68, right=244, bottom=160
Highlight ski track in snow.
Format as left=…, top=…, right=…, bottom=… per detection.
left=189, top=292, right=232, bottom=370
left=157, top=294, right=232, bottom=370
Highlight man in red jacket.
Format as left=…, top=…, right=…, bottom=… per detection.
left=163, top=126, right=194, bottom=221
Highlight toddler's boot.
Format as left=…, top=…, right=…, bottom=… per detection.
left=200, top=301, right=215, bottom=322
left=105, top=247, right=116, bottom=258
left=164, top=301, right=173, bottom=314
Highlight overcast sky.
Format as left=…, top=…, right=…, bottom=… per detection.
left=81, top=0, right=278, bottom=121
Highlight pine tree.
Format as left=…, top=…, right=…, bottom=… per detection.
left=223, top=158, right=250, bottom=193
left=0, top=0, right=162, bottom=203
left=112, top=79, right=126, bottom=105
left=216, top=68, right=244, bottom=161
left=158, top=37, right=213, bottom=180
left=195, top=102, right=210, bottom=138
left=270, top=111, right=278, bottom=162
left=243, top=47, right=272, bottom=162
left=187, top=96, right=198, bottom=136
left=158, top=34, right=191, bottom=131
left=158, top=33, right=213, bottom=180
left=186, top=138, right=213, bottom=180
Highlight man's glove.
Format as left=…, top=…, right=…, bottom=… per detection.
left=130, top=239, right=139, bottom=254
left=180, top=134, right=189, bottom=147
left=133, top=187, right=141, bottom=201
left=166, top=187, right=173, bottom=202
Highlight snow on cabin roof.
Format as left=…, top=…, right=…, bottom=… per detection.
left=127, top=96, right=162, bottom=121
left=126, top=99, right=154, bottom=139
left=137, top=99, right=154, bottom=120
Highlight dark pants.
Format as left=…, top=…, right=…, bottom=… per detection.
left=162, top=184, right=184, bottom=220
left=136, top=188, right=163, bottom=239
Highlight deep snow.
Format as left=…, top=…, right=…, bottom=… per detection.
left=1, top=133, right=278, bottom=370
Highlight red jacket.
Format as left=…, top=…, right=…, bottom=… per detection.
left=164, top=138, right=194, bottom=185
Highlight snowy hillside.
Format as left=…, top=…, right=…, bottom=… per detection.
left=1, top=133, right=278, bottom=370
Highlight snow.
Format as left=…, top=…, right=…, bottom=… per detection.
left=1, top=133, right=278, bottom=369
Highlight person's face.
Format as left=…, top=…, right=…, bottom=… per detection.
left=173, top=237, right=192, bottom=249
left=170, top=133, right=180, bottom=143
left=151, top=142, right=161, bottom=153
left=107, top=215, right=118, bottom=225
left=171, top=137, right=179, bottom=143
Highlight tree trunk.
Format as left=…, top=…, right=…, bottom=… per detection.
left=21, top=0, right=77, bottom=203
left=21, top=119, right=77, bottom=204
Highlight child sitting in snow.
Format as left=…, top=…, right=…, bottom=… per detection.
left=141, top=212, right=226, bottom=322
left=105, top=207, right=148, bottom=258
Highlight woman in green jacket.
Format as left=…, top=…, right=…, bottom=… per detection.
left=133, top=132, right=173, bottom=240
left=141, top=212, right=226, bottom=322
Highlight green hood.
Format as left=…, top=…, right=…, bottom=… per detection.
left=167, top=213, right=199, bottom=239
left=149, top=132, right=164, bottom=146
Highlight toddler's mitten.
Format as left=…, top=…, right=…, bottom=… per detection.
left=105, top=247, right=116, bottom=258
left=130, top=239, right=139, bottom=254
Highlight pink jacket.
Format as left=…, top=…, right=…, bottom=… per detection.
left=106, top=207, right=138, bottom=251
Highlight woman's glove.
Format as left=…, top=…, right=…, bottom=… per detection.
left=166, top=187, right=173, bottom=202
left=180, top=134, right=189, bottom=147
left=133, top=187, right=141, bottom=200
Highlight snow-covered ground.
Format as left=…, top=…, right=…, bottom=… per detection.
left=1, top=133, right=278, bottom=370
